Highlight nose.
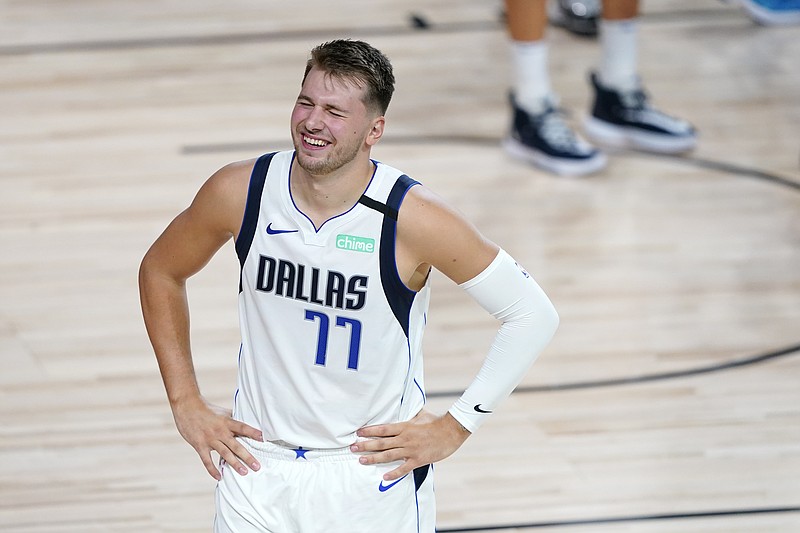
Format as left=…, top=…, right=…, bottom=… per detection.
left=304, top=105, right=325, bottom=132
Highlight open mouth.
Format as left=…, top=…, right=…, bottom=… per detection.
left=303, top=135, right=329, bottom=148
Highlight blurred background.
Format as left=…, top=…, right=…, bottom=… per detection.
left=1, top=1, right=798, bottom=531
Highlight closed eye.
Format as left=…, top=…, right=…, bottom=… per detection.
left=295, top=95, right=348, bottom=117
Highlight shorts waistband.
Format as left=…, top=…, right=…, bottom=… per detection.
left=240, top=437, right=361, bottom=463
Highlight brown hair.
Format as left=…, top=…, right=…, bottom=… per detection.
left=303, top=39, right=395, bottom=115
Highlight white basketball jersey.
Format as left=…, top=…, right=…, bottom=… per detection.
left=233, top=151, right=430, bottom=449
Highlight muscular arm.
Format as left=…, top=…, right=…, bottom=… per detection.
left=395, top=185, right=499, bottom=289
left=139, top=159, right=262, bottom=480
left=354, top=185, right=558, bottom=479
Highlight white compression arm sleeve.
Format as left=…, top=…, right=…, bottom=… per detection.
left=448, top=249, right=559, bottom=433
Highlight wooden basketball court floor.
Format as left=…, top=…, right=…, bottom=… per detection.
left=1, top=0, right=799, bottom=531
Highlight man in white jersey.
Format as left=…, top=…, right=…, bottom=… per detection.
left=139, top=39, right=559, bottom=532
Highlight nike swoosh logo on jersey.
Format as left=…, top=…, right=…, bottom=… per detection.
left=474, top=404, right=493, bottom=414
left=266, top=223, right=299, bottom=235
left=378, top=474, right=408, bottom=492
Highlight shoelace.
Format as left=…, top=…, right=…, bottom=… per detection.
left=539, top=108, right=583, bottom=150
left=619, top=88, right=650, bottom=111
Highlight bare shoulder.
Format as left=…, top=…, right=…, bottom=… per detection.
left=140, top=158, right=258, bottom=280
left=191, top=158, right=257, bottom=238
left=201, top=158, right=256, bottom=202
left=397, top=184, right=498, bottom=285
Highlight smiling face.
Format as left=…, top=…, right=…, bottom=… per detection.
left=290, top=66, right=384, bottom=177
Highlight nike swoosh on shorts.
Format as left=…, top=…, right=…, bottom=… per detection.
left=378, top=474, right=409, bottom=492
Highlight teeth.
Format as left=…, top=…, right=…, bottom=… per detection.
left=304, top=136, right=327, bottom=147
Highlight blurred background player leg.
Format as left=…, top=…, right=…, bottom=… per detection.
left=582, top=0, right=698, bottom=153
left=502, top=0, right=607, bottom=176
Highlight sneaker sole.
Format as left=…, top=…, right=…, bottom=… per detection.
left=502, top=137, right=607, bottom=176
left=583, top=115, right=697, bottom=154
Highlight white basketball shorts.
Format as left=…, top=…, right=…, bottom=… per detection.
left=214, top=438, right=435, bottom=532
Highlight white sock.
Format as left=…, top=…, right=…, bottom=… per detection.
left=510, top=39, right=552, bottom=114
left=598, top=19, right=639, bottom=92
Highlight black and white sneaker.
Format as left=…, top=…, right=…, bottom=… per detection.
left=503, top=94, right=607, bottom=176
left=583, top=72, right=697, bottom=153
left=548, top=0, right=601, bottom=37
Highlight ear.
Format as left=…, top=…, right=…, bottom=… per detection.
left=365, top=116, right=385, bottom=147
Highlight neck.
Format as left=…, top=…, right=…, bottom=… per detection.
left=291, top=156, right=375, bottom=227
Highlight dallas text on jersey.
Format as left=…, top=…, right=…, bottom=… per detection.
left=255, top=255, right=369, bottom=311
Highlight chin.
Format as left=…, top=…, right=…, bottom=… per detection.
left=296, top=153, right=332, bottom=175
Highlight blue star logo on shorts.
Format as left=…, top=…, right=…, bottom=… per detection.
left=294, top=447, right=308, bottom=460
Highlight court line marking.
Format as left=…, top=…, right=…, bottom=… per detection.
left=0, top=8, right=741, bottom=57
left=429, top=342, right=800, bottom=397
left=436, top=505, right=800, bottom=532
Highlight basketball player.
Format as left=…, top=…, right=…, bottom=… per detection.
left=139, top=39, right=559, bottom=532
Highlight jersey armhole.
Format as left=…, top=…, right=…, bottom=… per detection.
left=379, top=175, right=420, bottom=337
left=236, top=152, right=276, bottom=292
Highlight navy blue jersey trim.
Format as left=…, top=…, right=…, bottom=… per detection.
left=236, top=152, right=276, bottom=292
left=378, top=174, right=419, bottom=337
left=413, top=464, right=430, bottom=492
left=358, top=194, right=398, bottom=220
